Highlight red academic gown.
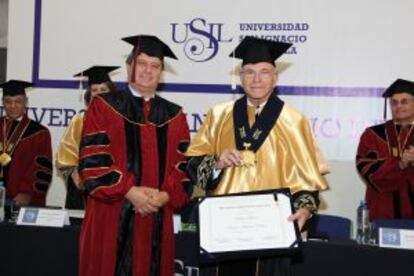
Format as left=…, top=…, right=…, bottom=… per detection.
left=0, top=115, right=52, bottom=206
left=79, top=89, right=191, bottom=276
left=356, top=120, right=414, bottom=220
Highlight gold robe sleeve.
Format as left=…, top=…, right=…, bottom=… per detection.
left=186, top=101, right=329, bottom=195
left=56, top=112, right=84, bottom=169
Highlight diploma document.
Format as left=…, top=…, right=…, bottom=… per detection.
left=198, top=189, right=300, bottom=262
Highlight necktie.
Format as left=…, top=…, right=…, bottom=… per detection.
left=255, top=106, right=260, bottom=121
left=143, top=100, right=151, bottom=121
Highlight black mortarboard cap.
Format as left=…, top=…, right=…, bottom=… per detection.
left=382, top=78, right=414, bottom=98
left=122, top=35, right=177, bottom=60
left=74, top=66, right=120, bottom=86
left=0, top=80, right=33, bottom=96
left=229, top=36, right=292, bottom=66
left=382, top=79, right=414, bottom=120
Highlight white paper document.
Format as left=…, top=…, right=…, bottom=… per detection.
left=173, top=214, right=182, bottom=234
left=379, top=228, right=414, bottom=250
left=16, top=207, right=69, bottom=227
left=199, top=192, right=298, bottom=253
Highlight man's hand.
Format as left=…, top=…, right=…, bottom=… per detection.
left=288, top=208, right=312, bottom=231
left=400, top=146, right=414, bottom=169
left=216, top=149, right=242, bottom=169
left=13, top=193, right=32, bottom=206
left=407, top=146, right=414, bottom=166
left=125, top=186, right=159, bottom=216
left=148, top=191, right=169, bottom=208
left=71, top=170, right=84, bottom=190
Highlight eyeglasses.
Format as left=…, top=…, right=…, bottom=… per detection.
left=390, top=98, right=414, bottom=107
left=241, top=69, right=275, bottom=80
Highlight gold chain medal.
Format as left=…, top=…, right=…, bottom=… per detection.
left=0, top=119, right=12, bottom=167
left=0, top=152, right=11, bottom=166
left=241, top=142, right=256, bottom=167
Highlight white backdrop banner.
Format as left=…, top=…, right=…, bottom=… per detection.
left=6, top=0, right=414, bottom=207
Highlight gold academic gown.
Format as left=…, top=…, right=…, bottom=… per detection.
left=186, top=100, right=329, bottom=195
left=56, top=112, right=84, bottom=168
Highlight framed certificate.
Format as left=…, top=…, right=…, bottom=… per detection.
left=198, top=189, right=300, bottom=263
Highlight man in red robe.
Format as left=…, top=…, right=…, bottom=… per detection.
left=0, top=80, right=52, bottom=208
left=356, top=79, right=414, bottom=220
left=79, top=35, right=192, bottom=276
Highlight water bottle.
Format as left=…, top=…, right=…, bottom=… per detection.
left=0, top=180, right=5, bottom=222
left=356, top=199, right=370, bottom=244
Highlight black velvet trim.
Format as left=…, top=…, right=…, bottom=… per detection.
left=36, top=156, right=52, bottom=170
left=115, top=202, right=134, bottom=276
left=370, top=123, right=387, bottom=141
left=364, top=160, right=384, bottom=181
left=36, top=171, right=52, bottom=183
left=356, top=160, right=370, bottom=174
left=79, top=153, right=113, bottom=171
left=99, top=89, right=182, bottom=126
left=130, top=96, right=146, bottom=123
left=356, top=150, right=384, bottom=189
left=148, top=124, right=168, bottom=276
left=22, top=120, right=48, bottom=138
left=65, top=176, right=86, bottom=210
left=80, top=132, right=110, bottom=148
left=177, top=141, right=190, bottom=154
left=365, top=151, right=378, bottom=159
left=177, top=161, right=187, bottom=173
left=156, top=124, right=168, bottom=188
left=34, top=182, right=49, bottom=192
left=150, top=211, right=163, bottom=276
left=392, top=191, right=402, bottom=219
left=395, top=124, right=402, bottom=134
left=186, top=156, right=204, bottom=185
left=149, top=96, right=181, bottom=126
left=233, top=92, right=284, bottom=152
left=84, top=171, right=121, bottom=193
left=124, top=120, right=141, bottom=184
left=182, top=179, right=193, bottom=196
left=99, top=89, right=145, bottom=124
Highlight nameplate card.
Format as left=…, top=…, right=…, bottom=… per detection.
left=173, top=214, right=182, bottom=234
left=379, top=228, right=414, bottom=250
left=16, top=207, right=69, bottom=227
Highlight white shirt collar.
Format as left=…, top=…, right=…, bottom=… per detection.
left=6, top=115, right=23, bottom=121
left=128, top=85, right=155, bottom=101
left=247, top=99, right=267, bottom=115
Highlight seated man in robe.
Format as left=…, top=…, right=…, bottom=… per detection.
left=0, top=80, right=52, bottom=210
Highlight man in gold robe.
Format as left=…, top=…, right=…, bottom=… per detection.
left=56, top=66, right=118, bottom=210
left=186, top=37, right=329, bottom=276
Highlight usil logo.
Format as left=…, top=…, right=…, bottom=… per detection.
left=171, top=18, right=232, bottom=62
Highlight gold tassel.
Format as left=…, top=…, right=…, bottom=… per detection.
left=78, top=72, right=84, bottom=102
left=231, top=49, right=237, bottom=90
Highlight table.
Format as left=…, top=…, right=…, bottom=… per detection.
left=292, top=239, right=413, bottom=276
left=0, top=223, right=79, bottom=276
left=1, top=223, right=413, bottom=276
